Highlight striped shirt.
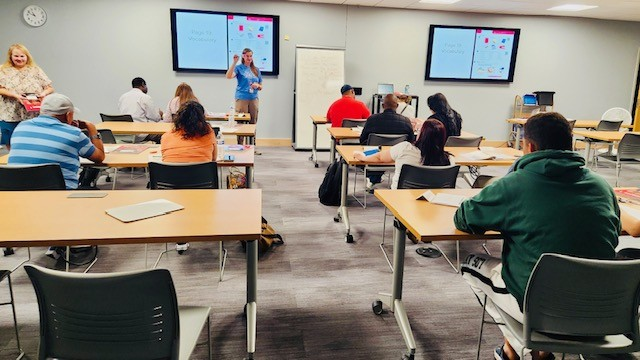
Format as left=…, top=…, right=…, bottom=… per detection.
left=8, top=115, right=96, bottom=189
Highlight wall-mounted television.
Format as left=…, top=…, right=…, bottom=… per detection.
left=170, top=9, right=279, bottom=75
left=425, top=25, right=520, bottom=83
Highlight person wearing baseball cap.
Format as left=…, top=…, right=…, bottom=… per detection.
left=8, top=93, right=105, bottom=189
left=326, top=84, right=370, bottom=127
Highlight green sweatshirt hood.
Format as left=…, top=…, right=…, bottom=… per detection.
left=513, top=150, right=585, bottom=178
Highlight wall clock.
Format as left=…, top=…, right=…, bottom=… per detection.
left=23, top=5, right=47, bottom=27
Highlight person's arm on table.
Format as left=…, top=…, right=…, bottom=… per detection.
left=621, top=208, right=640, bottom=237
left=454, top=180, right=509, bottom=234
left=353, top=149, right=392, bottom=163
left=78, top=120, right=105, bottom=163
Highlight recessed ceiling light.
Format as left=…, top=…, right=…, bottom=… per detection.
left=547, top=4, right=598, bottom=12
left=419, top=0, right=461, bottom=4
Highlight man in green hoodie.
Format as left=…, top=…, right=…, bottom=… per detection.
left=454, top=112, right=620, bottom=360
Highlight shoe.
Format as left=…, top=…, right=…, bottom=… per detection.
left=254, top=150, right=262, bottom=155
left=3, top=247, right=15, bottom=256
left=45, top=247, right=62, bottom=260
left=366, top=179, right=374, bottom=191
left=494, top=346, right=509, bottom=360
left=176, top=243, right=190, bottom=254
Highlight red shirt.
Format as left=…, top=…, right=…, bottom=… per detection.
left=326, top=96, right=371, bottom=127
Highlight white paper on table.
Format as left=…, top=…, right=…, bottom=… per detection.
left=106, top=199, right=184, bottom=223
left=620, top=204, right=640, bottom=220
left=416, top=190, right=467, bottom=207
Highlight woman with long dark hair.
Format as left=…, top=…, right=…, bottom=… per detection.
left=353, top=119, right=452, bottom=189
left=427, top=93, right=463, bottom=138
left=161, top=101, right=217, bottom=163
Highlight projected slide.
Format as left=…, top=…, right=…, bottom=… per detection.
left=175, top=12, right=227, bottom=70
left=171, top=9, right=279, bottom=75
left=426, top=25, right=520, bottom=82
left=471, top=29, right=517, bottom=80
left=228, top=16, right=275, bottom=72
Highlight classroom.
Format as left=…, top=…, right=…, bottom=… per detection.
left=1, top=0, right=640, bottom=359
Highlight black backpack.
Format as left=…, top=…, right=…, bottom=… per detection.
left=318, top=161, right=343, bottom=206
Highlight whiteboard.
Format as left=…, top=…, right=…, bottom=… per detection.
left=293, top=46, right=345, bottom=150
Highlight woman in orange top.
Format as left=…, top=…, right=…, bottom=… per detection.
left=161, top=101, right=217, bottom=163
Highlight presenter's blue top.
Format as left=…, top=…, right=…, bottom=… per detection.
left=8, top=115, right=96, bottom=189
left=234, top=64, right=262, bottom=101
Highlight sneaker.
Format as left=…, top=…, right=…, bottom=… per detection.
left=45, top=247, right=62, bottom=260
left=366, top=178, right=374, bottom=191
left=176, top=243, right=190, bottom=254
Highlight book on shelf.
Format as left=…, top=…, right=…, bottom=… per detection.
left=416, top=190, right=467, bottom=207
left=106, top=199, right=184, bottom=223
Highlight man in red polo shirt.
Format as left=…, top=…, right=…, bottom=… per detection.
left=326, top=84, right=370, bottom=127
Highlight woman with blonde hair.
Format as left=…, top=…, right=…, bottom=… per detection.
left=162, top=82, right=200, bottom=122
left=0, top=43, right=54, bottom=147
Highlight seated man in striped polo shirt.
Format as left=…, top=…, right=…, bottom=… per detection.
left=8, top=93, right=105, bottom=189
left=8, top=93, right=105, bottom=260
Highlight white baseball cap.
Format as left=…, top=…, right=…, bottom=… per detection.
left=40, top=93, right=78, bottom=116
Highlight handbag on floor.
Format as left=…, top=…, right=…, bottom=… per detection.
left=227, top=167, right=247, bottom=189
left=241, top=217, right=284, bottom=256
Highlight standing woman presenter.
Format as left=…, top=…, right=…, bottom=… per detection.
left=226, top=48, right=262, bottom=154
left=0, top=43, right=54, bottom=148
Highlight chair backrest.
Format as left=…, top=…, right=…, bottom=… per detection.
left=523, top=254, right=640, bottom=347
left=98, top=129, right=117, bottom=144
left=341, top=119, right=365, bottom=128
left=617, top=133, right=640, bottom=159
left=397, top=164, right=460, bottom=189
left=602, top=107, right=632, bottom=124
left=0, top=164, right=65, bottom=190
left=596, top=119, right=623, bottom=131
left=24, top=264, right=180, bottom=360
left=367, top=133, right=408, bottom=146
left=100, top=113, right=133, bottom=122
left=444, top=136, right=482, bottom=147
left=148, top=162, right=219, bottom=189
left=471, top=175, right=497, bottom=189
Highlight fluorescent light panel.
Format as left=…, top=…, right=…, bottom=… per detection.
left=419, top=0, right=461, bottom=4
left=547, top=4, right=598, bottom=12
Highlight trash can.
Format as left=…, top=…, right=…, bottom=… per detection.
left=534, top=91, right=555, bottom=106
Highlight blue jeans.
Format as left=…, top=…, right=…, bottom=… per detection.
left=0, top=121, right=19, bottom=145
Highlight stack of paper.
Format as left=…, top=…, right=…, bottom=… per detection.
left=106, top=199, right=184, bottom=223
left=462, top=150, right=495, bottom=161
left=417, top=190, right=467, bottom=207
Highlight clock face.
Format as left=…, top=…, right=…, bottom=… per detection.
left=23, top=5, right=47, bottom=27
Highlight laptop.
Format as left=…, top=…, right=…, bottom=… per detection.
left=377, top=83, right=394, bottom=95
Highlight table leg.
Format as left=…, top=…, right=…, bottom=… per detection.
left=246, top=239, right=258, bottom=359
left=375, top=220, right=416, bottom=359
left=246, top=166, right=253, bottom=189
left=584, top=141, right=592, bottom=166
left=329, top=138, right=336, bottom=165
left=310, top=123, right=319, bottom=167
left=515, top=125, right=522, bottom=150
left=334, top=159, right=353, bottom=243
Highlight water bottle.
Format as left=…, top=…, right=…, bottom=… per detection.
left=404, top=84, right=410, bottom=95
left=228, top=104, right=236, bottom=128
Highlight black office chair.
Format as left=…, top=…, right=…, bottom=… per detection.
left=380, top=164, right=460, bottom=271
left=24, top=264, right=211, bottom=360
left=367, top=133, right=408, bottom=146
left=148, top=162, right=227, bottom=280
left=0, top=164, right=67, bottom=270
left=444, top=136, right=482, bottom=148
left=0, top=270, right=24, bottom=359
left=576, top=119, right=623, bottom=165
left=596, top=133, right=640, bottom=186
left=99, top=113, right=133, bottom=122
left=341, top=119, right=365, bottom=128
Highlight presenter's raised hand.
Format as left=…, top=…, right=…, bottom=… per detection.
left=233, top=54, right=239, bottom=64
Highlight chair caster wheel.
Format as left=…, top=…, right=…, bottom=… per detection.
left=372, top=299, right=384, bottom=315
left=345, top=234, right=354, bottom=243
left=3, top=248, right=15, bottom=256
left=314, top=163, right=319, bottom=168
left=333, top=216, right=340, bottom=223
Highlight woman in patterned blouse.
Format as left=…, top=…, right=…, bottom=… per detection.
left=0, top=43, right=54, bottom=148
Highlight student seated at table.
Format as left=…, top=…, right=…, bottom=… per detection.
left=326, top=84, right=370, bottom=127
left=162, top=82, right=203, bottom=123
left=426, top=92, right=462, bottom=138
left=453, top=112, right=620, bottom=360
left=353, top=119, right=452, bottom=190
left=161, top=101, right=217, bottom=254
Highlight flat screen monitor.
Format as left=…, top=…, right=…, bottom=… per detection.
left=170, top=9, right=279, bottom=75
left=377, top=83, right=394, bottom=95
left=425, top=25, right=520, bottom=83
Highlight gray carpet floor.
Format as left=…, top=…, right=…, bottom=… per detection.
left=1, top=146, right=639, bottom=360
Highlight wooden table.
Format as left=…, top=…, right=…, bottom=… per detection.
left=572, top=130, right=639, bottom=164
left=506, top=118, right=633, bottom=150
left=0, top=189, right=262, bottom=359
left=310, top=115, right=328, bottom=168
left=206, top=112, right=251, bottom=122
left=0, top=144, right=256, bottom=188
left=373, top=188, right=501, bottom=359
left=96, top=122, right=257, bottom=144
left=333, top=145, right=519, bottom=243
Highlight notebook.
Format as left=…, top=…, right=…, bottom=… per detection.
left=106, top=199, right=184, bottom=223
left=377, top=83, right=394, bottom=95
left=416, top=190, right=467, bottom=207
